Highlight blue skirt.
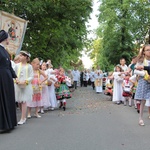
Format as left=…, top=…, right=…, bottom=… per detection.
left=135, top=77, right=150, bottom=100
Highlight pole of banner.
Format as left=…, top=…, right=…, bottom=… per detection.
left=6, top=47, right=14, bottom=60
left=10, top=53, right=13, bottom=60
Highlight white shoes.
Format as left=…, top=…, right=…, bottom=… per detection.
left=40, top=110, right=44, bottom=114
left=18, top=118, right=26, bottom=125
left=34, top=114, right=41, bottom=118
left=27, top=115, right=31, bottom=119
left=51, top=107, right=54, bottom=111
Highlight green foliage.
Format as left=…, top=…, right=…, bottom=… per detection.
left=0, top=0, right=92, bottom=68
left=92, top=0, right=150, bottom=69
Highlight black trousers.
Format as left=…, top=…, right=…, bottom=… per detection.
left=80, top=80, right=84, bottom=87
left=73, top=81, right=77, bottom=89
left=83, top=81, right=87, bottom=87
left=91, top=81, right=95, bottom=90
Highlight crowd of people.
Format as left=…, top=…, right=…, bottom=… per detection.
left=1, top=29, right=150, bottom=133
left=104, top=49, right=150, bottom=127
left=69, top=46, right=150, bottom=127
left=0, top=30, right=75, bottom=133
left=0, top=29, right=105, bottom=133
left=71, top=66, right=104, bottom=93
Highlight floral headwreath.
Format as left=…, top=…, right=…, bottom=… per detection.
left=20, top=51, right=31, bottom=57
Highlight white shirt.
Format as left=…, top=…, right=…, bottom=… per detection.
left=90, top=71, right=95, bottom=82
left=0, top=43, right=4, bottom=47
left=72, top=70, right=79, bottom=81
left=121, top=64, right=128, bottom=72
left=11, top=60, right=15, bottom=70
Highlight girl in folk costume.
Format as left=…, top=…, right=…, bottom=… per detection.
left=110, top=64, right=124, bottom=104
left=122, top=73, right=133, bottom=106
left=94, top=70, right=103, bottom=93
left=14, top=51, right=33, bottom=125
left=56, top=68, right=72, bottom=111
left=134, top=44, right=150, bottom=126
left=27, top=58, right=48, bottom=118
left=39, top=62, right=51, bottom=113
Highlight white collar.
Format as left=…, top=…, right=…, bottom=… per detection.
left=0, top=43, right=4, bottom=48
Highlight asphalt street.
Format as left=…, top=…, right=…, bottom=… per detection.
left=0, top=86, right=150, bottom=150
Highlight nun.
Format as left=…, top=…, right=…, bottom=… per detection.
left=0, top=30, right=17, bottom=133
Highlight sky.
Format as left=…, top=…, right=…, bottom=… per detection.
left=81, top=0, right=100, bottom=69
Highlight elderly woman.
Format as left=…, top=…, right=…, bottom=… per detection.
left=0, top=30, right=17, bottom=133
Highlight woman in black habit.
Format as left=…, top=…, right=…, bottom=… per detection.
left=0, top=30, right=17, bottom=133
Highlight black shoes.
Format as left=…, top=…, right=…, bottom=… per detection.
left=63, top=107, right=66, bottom=111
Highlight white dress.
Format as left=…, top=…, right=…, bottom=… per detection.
left=40, top=71, right=51, bottom=108
left=47, top=70, right=58, bottom=108
left=14, top=63, right=33, bottom=103
left=112, top=72, right=124, bottom=102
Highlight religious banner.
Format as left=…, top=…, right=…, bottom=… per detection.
left=0, top=11, right=28, bottom=55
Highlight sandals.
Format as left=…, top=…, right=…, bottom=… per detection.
left=139, top=120, right=145, bottom=126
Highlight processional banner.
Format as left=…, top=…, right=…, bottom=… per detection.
left=0, top=11, right=28, bottom=55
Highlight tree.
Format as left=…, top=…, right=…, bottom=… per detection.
left=90, top=38, right=114, bottom=71
left=94, top=0, right=150, bottom=68
left=0, top=0, right=93, bottom=69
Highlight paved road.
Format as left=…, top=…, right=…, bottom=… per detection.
left=0, top=86, right=150, bottom=150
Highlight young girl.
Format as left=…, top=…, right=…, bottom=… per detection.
left=14, top=51, right=33, bottom=125
left=122, top=73, right=133, bottom=106
left=110, top=64, right=124, bottom=104
left=39, top=62, right=51, bottom=113
left=55, top=68, right=72, bottom=111
left=27, top=58, right=47, bottom=118
left=134, top=44, right=150, bottom=126
left=47, top=64, right=58, bottom=110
